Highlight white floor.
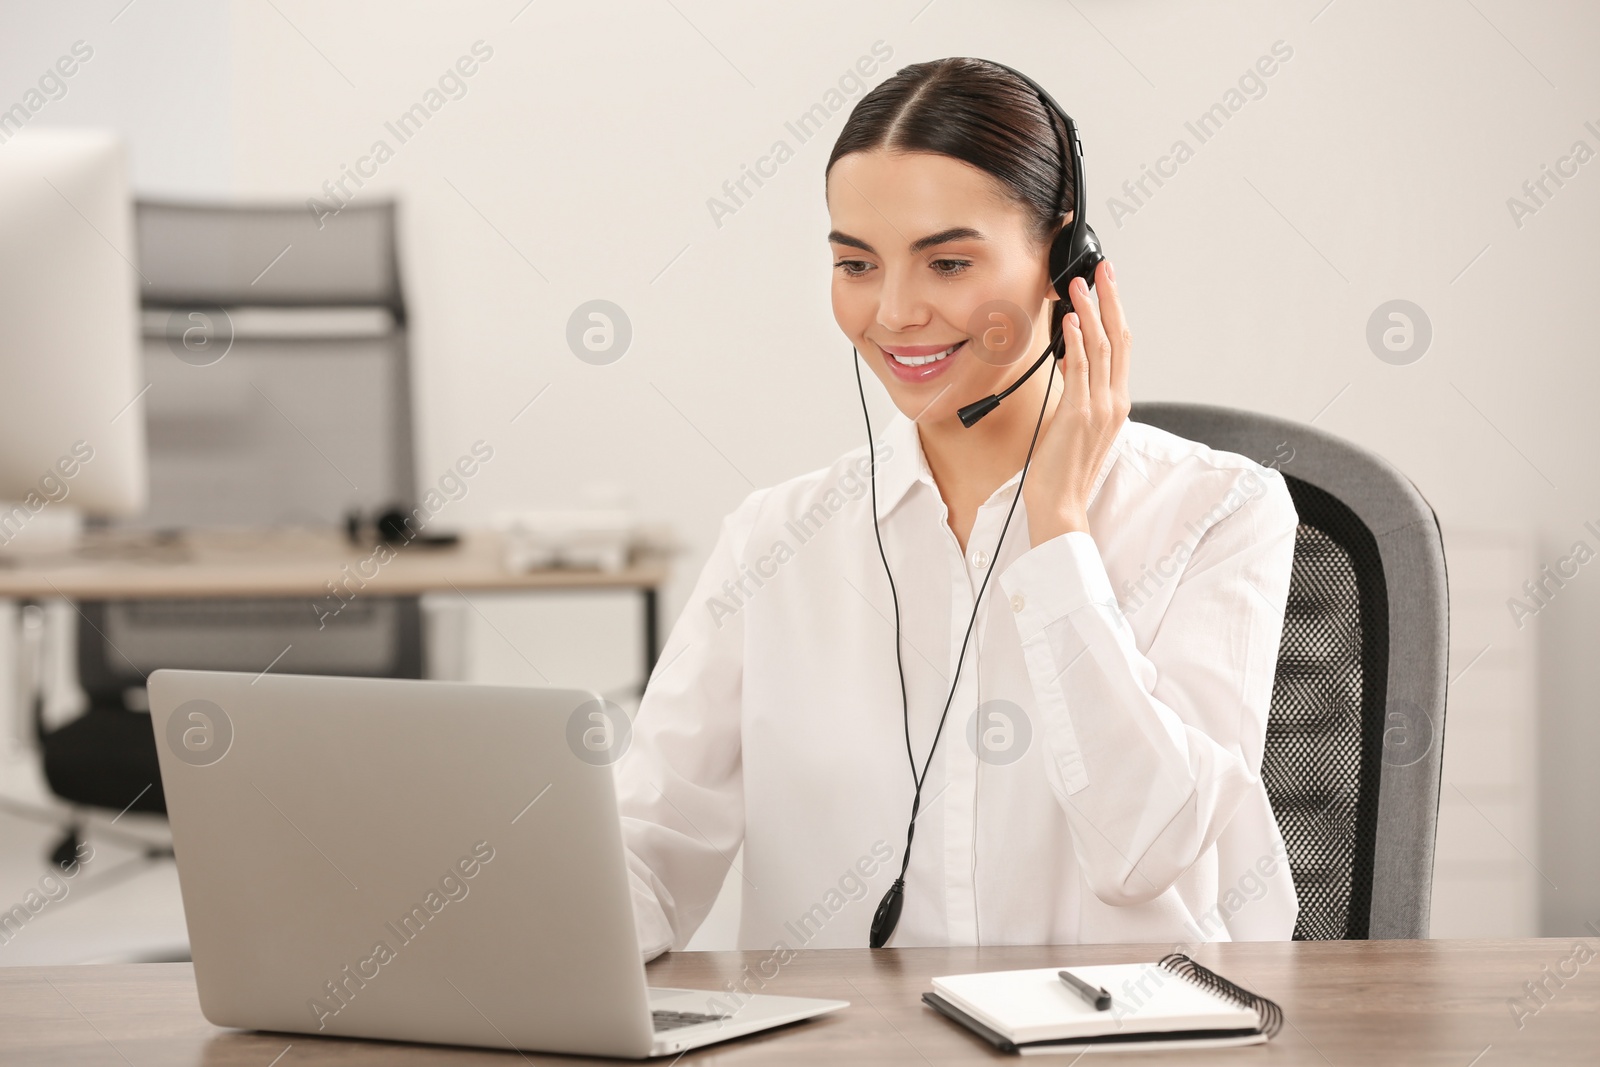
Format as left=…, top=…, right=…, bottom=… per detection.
left=0, top=749, right=189, bottom=966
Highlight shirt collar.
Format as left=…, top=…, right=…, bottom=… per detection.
left=870, top=408, right=1129, bottom=522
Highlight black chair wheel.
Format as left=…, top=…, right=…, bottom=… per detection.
left=50, top=826, right=82, bottom=871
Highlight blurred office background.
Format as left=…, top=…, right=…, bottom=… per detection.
left=0, top=0, right=1594, bottom=959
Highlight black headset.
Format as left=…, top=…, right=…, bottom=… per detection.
left=955, top=60, right=1105, bottom=429
left=850, top=60, right=1104, bottom=949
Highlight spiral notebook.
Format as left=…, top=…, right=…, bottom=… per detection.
left=923, top=953, right=1284, bottom=1054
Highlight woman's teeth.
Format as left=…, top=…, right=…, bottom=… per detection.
left=890, top=342, right=962, bottom=366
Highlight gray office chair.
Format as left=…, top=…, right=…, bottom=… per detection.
left=39, top=200, right=424, bottom=846
left=1131, top=402, right=1449, bottom=940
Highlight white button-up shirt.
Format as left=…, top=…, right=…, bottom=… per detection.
left=617, top=408, right=1300, bottom=959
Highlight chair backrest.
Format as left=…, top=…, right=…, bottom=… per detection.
left=77, top=596, right=424, bottom=707
left=76, top=200, right=423, bottom=700
left=1130, top=402, right=1449, bottom=939
left=133, top=199, right=415, bottom=527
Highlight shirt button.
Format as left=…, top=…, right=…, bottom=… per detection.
left=971, top=549, right=989, bottom=569
left=1011, top=593, right=1025, bottom=613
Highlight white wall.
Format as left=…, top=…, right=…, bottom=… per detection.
left=9, top=0, right=1598, bottom=937
left=0, top=0, right=231, bottom=194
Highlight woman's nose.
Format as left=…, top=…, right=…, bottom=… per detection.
left=875, top=268, right=930, bottom=334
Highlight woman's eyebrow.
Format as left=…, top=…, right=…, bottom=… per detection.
left=827, top=226, right=987, bottom=256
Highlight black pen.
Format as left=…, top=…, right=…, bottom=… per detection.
left=1058, top=969, right=1112, bottom=1011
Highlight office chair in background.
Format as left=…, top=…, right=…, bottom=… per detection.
left=35, top=200, right=425, bottom=870
left=1132, top=402, right=1449, bottom=939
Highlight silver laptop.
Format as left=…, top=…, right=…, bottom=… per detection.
left=148, top=669, right=847, bottom=1058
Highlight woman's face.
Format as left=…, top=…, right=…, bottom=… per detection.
left=827, top=149, right=1059, bottom=425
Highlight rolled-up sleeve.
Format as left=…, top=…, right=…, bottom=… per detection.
left=615, top=490, right=766, bottom=961
left=997, top=467, right=1297, bottom=908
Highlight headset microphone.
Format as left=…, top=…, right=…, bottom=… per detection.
left=953, top=345, right=1055, bottom=429
left=862, top=61, right=1102, bottom=950
left=955, top=61, right=1104, bottom=430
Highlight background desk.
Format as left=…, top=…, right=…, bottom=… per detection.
left=0, top=528, right=674, bottom=749
left=1, top=940, right=1592, bottom=1064
left=0, top=527, right=672, bottom=673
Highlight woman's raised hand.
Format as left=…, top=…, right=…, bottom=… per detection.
left=1022, top=259, right=1131, bottom=547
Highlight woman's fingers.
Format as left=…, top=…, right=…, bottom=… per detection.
left=1060, top=310, right=1089, bottom=412
left=1024, top=262, right=1133, bottom=541
left=1095, top=260, right=1131, bottom=401
left=1071, top=277, right=1112, bottom=405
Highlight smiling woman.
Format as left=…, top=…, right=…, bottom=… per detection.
left=615, top=58, right=1301, bottom=960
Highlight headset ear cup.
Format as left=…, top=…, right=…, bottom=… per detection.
left=1050, top=223, right=1106, bottom=315
left=1078, top=222, right=1105, bottom=281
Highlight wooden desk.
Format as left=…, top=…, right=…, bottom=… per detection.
left=0, top=527, right=672, bottom=598
left=0, top=526, right=674, bottom=676
left=1, top=940, right=1593, bottom=1064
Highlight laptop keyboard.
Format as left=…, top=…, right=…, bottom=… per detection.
left=652, top=1010, right=730, bottom=1032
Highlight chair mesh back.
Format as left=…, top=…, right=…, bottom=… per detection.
left=75, top=597, right=424, bottom=708
left=1267, top=475, right=1389, bottom=939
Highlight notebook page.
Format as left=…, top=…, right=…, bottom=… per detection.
left=1017, top=1033, right=1268, bottom=1055
left=931, top=963, right=1258, bottom=1044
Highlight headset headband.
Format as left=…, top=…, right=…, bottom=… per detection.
left=977, top=59, right=1087, bottom=295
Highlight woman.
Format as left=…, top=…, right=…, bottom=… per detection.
left=616, top=57, right=1299, bottom=959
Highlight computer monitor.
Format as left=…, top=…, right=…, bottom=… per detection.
left=0, top=128, right=147, bottom=547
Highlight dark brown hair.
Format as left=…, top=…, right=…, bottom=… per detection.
left=825, top=57, right=1074, bottom=249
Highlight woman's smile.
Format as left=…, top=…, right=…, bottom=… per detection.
left=878, top=338, right=967, bottom=383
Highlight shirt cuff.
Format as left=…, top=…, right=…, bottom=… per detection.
left=998, top=530, right=1120, bottom=638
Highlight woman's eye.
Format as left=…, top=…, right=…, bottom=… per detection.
left=931, top=259, right=971, bottom=277
left=834, top=259, right=872, bottom=277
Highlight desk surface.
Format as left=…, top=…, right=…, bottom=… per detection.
left=1, top=940, right=1592, bottom=1064
left=0, top=527, right=671, bottom=599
